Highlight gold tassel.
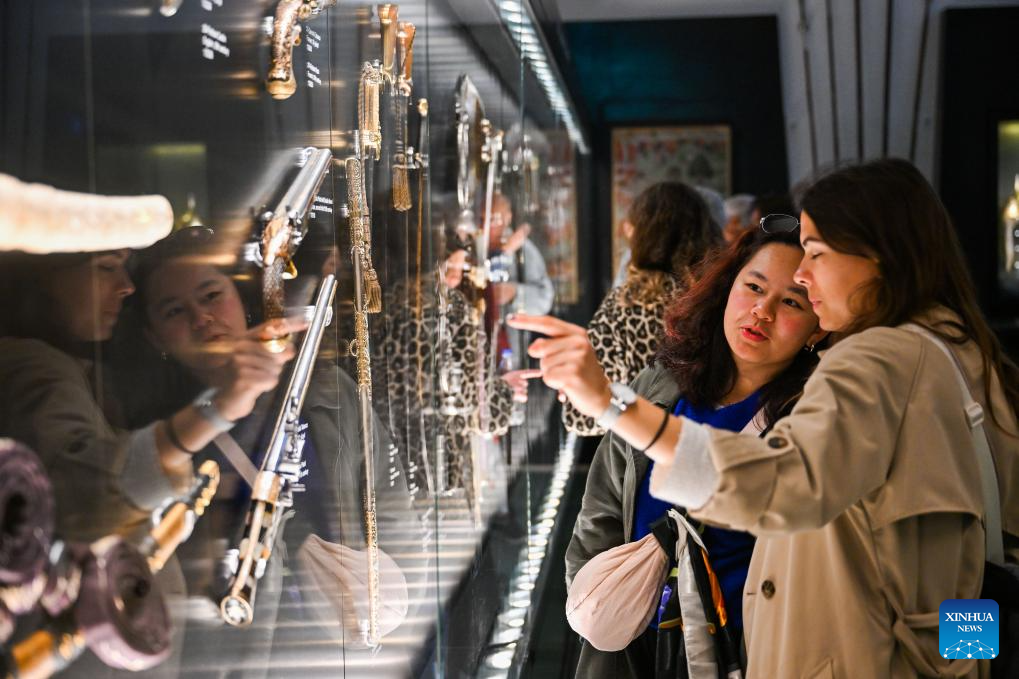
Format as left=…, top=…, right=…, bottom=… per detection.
left=392, top=158, right=411, bottom=211
left=364, top=268, right=383, bottom=314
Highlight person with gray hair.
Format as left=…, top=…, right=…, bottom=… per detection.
left=723, top=193, right=755, bottom=242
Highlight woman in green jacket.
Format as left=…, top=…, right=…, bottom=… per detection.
left=546, top=226, right=824, bottom=677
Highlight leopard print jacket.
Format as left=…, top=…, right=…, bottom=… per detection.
left=562, top=271, right=683, bottom=436
left=373, top=277, right=513, bottom=498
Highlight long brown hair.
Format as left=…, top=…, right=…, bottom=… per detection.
left=656, top=228, right=819, bottom=428
left=800, top=157, right=1019, bottom=426
left=628, top=181, right=722, bottom=276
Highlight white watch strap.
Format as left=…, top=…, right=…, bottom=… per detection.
left=194, top=387, right=235, bottom=433
left=595, top=407, right=620, bottom=431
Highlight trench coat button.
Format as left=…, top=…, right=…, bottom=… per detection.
left=762, top=580, right=776, bottom=599
left=767, top=436, right=787, bottom=450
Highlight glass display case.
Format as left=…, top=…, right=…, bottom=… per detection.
left=998, top=120, right=1019, bottom=295
left=0, top=1, right=586, bottom=677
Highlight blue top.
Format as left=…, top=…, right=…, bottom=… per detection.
left=633, top=392, right=759, bottom=633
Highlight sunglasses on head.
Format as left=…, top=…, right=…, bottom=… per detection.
left=759, top=213, right=800, bottom=234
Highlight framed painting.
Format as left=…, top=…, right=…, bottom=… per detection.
left=611, top=125, right=732, bottom=277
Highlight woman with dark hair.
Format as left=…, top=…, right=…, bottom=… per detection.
left=548, top=228, right=824, bottom=677
left=513, top=158, right=1019, bottom=678
left=564, top=181, right=722, bottom=435
left=0, top=247, right=295, bottom=544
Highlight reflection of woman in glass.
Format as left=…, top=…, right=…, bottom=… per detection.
left=375, top=221, right=516, bottom=500
left=0, top=246, right=291, bottom=679
left=0, top=248, right=292, bottom=544
left=553, top=229, right=823, bottom=677
left=127, top=228, right=416, bottom=667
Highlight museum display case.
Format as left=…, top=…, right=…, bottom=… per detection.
left=998, top=121, right=1019, bottom=296
left=0, top=1, right=588, bottom=676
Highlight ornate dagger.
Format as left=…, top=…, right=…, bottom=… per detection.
left=140, top=461, right=220, bottom=573
left=392, top=22, right=416, bottom=212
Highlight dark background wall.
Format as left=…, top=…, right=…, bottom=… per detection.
left=561, top=16, right=788, bottom=299
left=939, top=5, right=1019, bottom=355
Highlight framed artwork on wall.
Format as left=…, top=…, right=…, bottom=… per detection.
left=611, top=125, right=732, bottom=277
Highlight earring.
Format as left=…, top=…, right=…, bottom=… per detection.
left=804, top=343, right=815, bottom=353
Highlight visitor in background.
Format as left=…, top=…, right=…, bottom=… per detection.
left=723, top=193, right=756, bottom=243
left=564, top=181, right=722, bottom=436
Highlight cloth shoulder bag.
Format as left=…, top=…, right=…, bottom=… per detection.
left=566, top=521, right=673, bottom=652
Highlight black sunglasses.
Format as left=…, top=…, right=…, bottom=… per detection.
left=760, top=213, right=800, bottom=234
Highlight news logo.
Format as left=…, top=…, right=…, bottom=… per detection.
left=939, top=599, right=998, bottom=660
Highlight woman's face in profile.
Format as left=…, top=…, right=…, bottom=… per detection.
left=46, top=250, right=135, bottom=343
left=143, top=261, right=248, bottom=374
left=794, top=211, right=881, bottom=332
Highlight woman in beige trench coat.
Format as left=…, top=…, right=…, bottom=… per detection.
left=510, top=158, right=1019, bottom=679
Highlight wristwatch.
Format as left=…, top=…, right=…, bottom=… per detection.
left=595, top=382, right=638, bottom=430
left=192, top=388, right=235, bottom=433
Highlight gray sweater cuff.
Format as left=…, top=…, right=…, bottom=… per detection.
left=649, top=418, right=718, bottom=510
left=121, top=423, right=184, bottom=510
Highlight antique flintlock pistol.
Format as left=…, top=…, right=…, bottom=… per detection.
left=249, top=146, right=333, bottom=352
left=265, top=0, right=338, bottom=100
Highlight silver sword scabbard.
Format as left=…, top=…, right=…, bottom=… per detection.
left=344, top=154, right=383, bottom=647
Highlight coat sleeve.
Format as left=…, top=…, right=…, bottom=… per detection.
left=650, top=327, right=924, bottom=535
left=565, top=429, right=629, bottom=589
left=0, top=339, right=187, bottom=513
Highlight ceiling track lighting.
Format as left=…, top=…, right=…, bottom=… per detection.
left=493, top=0, right=589, bottom=154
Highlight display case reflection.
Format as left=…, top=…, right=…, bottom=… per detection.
left=999, top=121, right=1019, bottom=294
left=0, top=0, right=584, bottom=674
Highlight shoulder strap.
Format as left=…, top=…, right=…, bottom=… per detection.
left=902, top=324, right=1005, bottom=565
left=212, top=432, right=259, bottom=487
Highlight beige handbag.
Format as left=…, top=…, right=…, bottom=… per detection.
left=565, top=531, right=670, bottom=652
left=295, top=534, right=408, bottom=647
